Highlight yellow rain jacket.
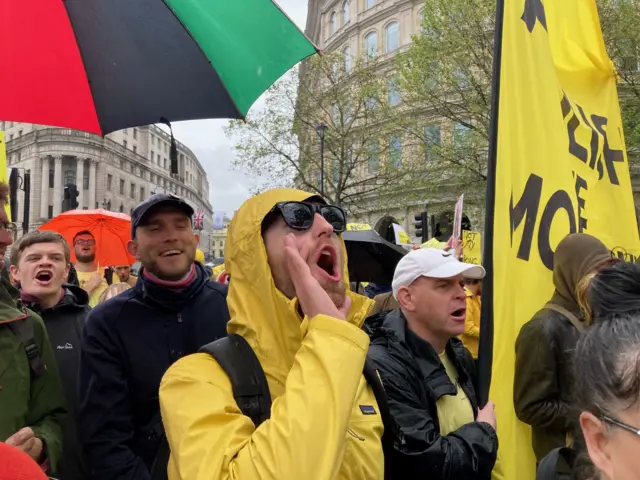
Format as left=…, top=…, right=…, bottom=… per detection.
left=159, top=188, right=384, bottom=480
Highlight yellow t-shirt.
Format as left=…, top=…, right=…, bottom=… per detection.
left=76, top=270, right=109, bottom=307
left=436, top=352, right=475, bottom=435
left=436, top=352, right=504, bottom=479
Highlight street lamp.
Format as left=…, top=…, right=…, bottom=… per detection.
left=315, top=122, right=328, bottom=197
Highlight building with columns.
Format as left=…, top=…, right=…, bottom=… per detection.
left=304, top=0, right=449, bottom=237
left=1, top=121, right=215, bottom=255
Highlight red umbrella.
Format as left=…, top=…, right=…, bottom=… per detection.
left=39, top=209, right=136, bottom=267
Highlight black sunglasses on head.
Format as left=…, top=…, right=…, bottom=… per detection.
left=269, top=201, right=347, bottom=234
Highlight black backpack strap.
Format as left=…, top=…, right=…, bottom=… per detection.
left=199, top=334, right=272, bottom=428
left=363, top=355, right=402, bottom=480
left=8, top=317, right=46, bottom=378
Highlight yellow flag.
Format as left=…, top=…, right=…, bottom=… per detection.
left=0, top=132, right=9, bottom=221
left=491, top=1, right=640, bottom=478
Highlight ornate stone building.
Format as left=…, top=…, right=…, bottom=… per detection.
left=305, top=0, right=448, bottom=237
left=1, top=121, right=215, bottom=255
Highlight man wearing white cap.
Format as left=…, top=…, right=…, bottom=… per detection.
left=366, top=248, right=499, bottom=479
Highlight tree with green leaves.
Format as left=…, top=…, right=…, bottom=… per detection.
left=396, top=0, right=495, bottom=207
left=225, top=52, right=430, bottom=208
left=598, top=0, right=640, bottom=163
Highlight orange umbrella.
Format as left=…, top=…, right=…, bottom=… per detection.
left=39, top=209, right=136, bottom=266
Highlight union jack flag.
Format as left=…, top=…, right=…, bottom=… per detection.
left=193, top=210, right=205, bottom=231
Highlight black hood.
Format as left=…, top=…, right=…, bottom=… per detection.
left=21, top=283, right=90, bottom=314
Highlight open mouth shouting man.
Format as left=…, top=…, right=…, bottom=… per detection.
left=365, top=248, right=500, bottom=479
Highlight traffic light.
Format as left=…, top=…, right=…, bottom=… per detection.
left=414, top=211, right=428, bottom=243
left=63, top=184, right=79, bottom=212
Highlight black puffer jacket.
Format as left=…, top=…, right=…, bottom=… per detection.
left=23, top=285, right=90, bottom=480
left=366, top=309, right=498, bottom=479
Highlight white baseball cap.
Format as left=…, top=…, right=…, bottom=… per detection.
left=392, top=248, right=486, bottom=299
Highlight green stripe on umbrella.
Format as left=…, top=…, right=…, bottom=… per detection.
left=165, top=0, right=318, bottom=116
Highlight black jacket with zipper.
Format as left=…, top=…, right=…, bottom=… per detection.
left=365, top=309, right=498, bottom=480
left=78, top=263, right=230, bottom=480
left=23, top=284, right=90, bottom=480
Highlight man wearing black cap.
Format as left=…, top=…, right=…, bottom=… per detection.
left=77, top=193, right=230, bottom=480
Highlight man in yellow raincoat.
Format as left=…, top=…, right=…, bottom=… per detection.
left=159, top=189, right=384, bottom=479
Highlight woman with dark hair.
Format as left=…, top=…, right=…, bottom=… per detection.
left=515, top=234, right=613, bottom=463
left=569, top=261, right=640, bottom=480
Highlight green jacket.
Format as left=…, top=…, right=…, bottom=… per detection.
left=0, top=277, right=67, bottom=471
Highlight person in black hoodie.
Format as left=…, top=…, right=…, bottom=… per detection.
left=10, top=230, right=91, bottom=479
left=78, top=193, right=230, bottom=480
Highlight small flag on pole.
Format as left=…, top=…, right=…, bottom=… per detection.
left=193, top=210, right=205, bottom=231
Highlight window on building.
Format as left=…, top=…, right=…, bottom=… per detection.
left=64, top=169, right=74, bottom=185
left=133, top=145, right=137, bottom=154
left=130, top=183, right=135, bottom=199
left=17, top=152, right=21, bottom=162
left=152, top=136, right=156, bottom=146
left=343, top=1, right=349, bottom=24
left=330, top=12, right=337, bottom=35
left=140, top=186, right=145, bottom=201
left=366, top=140, right=380, bottom=173
left=107, top=174, right=112, bottom=191
left=18, top=130, right=22, bottom=137
left=83, top=170, right=89, bottom=190
left=157, top=153, right=161, bottom=164
left=454, top=122, right=472, bottom=147
left=9, top=134, right=13, bottom=141
left=49, top=165, right=54, bottom=188
left=133, top=128, right=138, bottom=140
left=119, top=204, right=124, bottom=213
left=364, top=32, right=378, bottom=58
left=123, top=128, right=128, bottom=135
left=366, top=0, right=375, bottom=9
left=453, top=66, right=469, bottom=89
left=120, top=159, right=124, bottom=169
left=343, top=46, right=351, bottom=72
left=123, top=140, right=128, bottom=149
left=150, top=150, right=154, bottom=161
left=424, top=124, right=441, bottom=161
left=165, top=143, right=168, bottom=154
left=388, top=78, right=400, bottom=106
left=385, top=22, right=399, bottom=53
left=48, top=205, right=53, bottom=219
left=164, top=158, right=168, bottom=169
left=120, top=179, right=125, bottom=195
left=389, top=136, right=403, bottom=167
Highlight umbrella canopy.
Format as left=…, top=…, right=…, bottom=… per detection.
left=343, top=230, right=407, bottom=285
left=1, top=0, right=318, bottom=135
left=39, top=209, right=136, bottom=267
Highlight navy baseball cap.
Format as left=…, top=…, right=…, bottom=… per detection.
left=130, top=193, right=194, bottom=239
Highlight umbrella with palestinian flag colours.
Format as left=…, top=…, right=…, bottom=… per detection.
left=0, top=0, right=318, bottom=136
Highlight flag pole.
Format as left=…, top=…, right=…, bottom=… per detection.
left=477, top=0, right=506, bottom=407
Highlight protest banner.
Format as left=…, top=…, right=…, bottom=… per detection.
left=479, top=1, right=640, bottom=478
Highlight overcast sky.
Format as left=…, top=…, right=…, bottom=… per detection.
left=171, top=1, right=308, bottom=217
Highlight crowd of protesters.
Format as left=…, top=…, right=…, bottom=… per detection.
left=0, top=178, right=637, bottom=480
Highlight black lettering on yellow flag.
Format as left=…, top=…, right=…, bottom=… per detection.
left=485, top=0, right=640, bottom=478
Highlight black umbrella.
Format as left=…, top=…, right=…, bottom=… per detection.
left=343, top=230, right=407, bottom=284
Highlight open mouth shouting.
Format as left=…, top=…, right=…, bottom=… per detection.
left=311, top=244, right=341, bottom=283
left=35, top=270, right=54, bottom=287
left=450, top=307, right=466, bottom=323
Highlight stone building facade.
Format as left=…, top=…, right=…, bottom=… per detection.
left=1, top=121, right=215, bottom=255
left=304, top=0, right=462, bottom=237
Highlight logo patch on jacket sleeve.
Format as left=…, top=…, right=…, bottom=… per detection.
left=359, top=405, right=377, bottom=415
